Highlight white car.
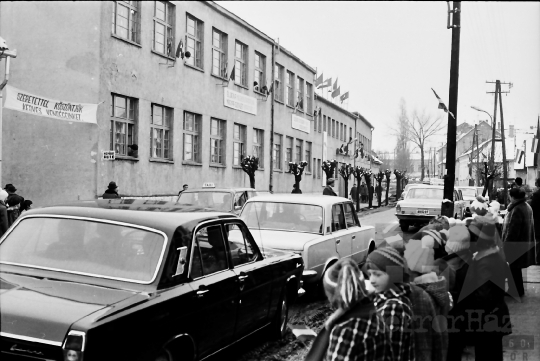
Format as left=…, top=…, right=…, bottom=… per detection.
left=238, top=194, right=376, bottom=288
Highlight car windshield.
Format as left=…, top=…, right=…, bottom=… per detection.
left=0, top=217, right=166, bottom=283
left=240, top=202, right=323, bottom=234
left=177, top=191, right=232, bottom=211
left=460, top=189, right=477, bottom=197
left=407, top=188, right=444, bottom=200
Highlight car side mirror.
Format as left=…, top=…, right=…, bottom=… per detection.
left=173, top=246, right=188, bottom=277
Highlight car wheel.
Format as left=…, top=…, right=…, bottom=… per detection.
left=400, top=223, right=409, bottom=232
left=270, top=290, right=289, bottom=339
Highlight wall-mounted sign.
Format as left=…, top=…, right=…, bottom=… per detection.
left=102, top=150, right=115, bottom=160
left=224, top=88, right=257, bottom=115
left=291, top=114, right=310, bottom=134
left=4, top=85, right=99, bottom=124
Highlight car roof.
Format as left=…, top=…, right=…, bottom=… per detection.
left=183, top=188, right=255, bottom=193
left=406, top=185, right=445, bottom=189
left=23, top=201, right=237, bottom=234
left=245, top=194, right=350, bottom=205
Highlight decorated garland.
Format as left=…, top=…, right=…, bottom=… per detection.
left=322, top=159, right=338, bottom=180
left=289, top=161, right=308, bottom=191
left=240, top=156, right=259, bottom=188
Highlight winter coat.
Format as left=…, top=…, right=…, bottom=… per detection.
left=6, top=193, right=23, bottom=207
left=323, top=186, right=337, bottom=196
left=528, top=189, right=540, bottom=263
left=0, top=201, right=9, bottom=237
left=349, top=186, right=358, bottom=200
left=102, top=189, right=120, bottom=199
left=374, top=283, right=415, bottom=361
left=458, top=248, right=512, bottom=338
left=410, top=273, right=450, bottom=361
left=360, top=184, right=368, bottom=195
left=502, top=197, right=536, bottom=268
left=306, top=298, right=393, bottom=361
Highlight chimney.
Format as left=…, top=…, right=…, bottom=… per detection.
left=509, top=124, right=514, bottom=138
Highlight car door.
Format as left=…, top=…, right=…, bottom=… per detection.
left=224, top=221, right=274, bottom=338
left=331, top=203, right=352, bottom=259
left=234, top=191, right=249, bottom=215
left=188, top=222, right=238, bottom=358
left=344, top=202, right=367, bottom=264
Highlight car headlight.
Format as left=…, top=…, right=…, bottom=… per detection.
left=396, top=204, right=401, bottom=213
left=63, top=330, right=85, bottom=361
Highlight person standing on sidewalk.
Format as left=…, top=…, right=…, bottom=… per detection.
left=102, top=181, right=120, bottom=199
left=502, top=187, right=536, bottom=298
left=528, top=177, right=540, bottom=264
left=360, top=182, right=368, bottom=203
left=349, top=183, right=358, bottom=207
left=323, top=178, right=337, bottom=196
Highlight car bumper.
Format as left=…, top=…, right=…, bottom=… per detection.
left=395, top=214, right=437, bottom=222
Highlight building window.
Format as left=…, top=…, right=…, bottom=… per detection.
left=212, top=28, right=228, bottom=78
left=110, top=94, right=137, bottom=156
left=319, top=113, right=322, bottom=133
left=112, top=1, right=140, bottom=44
left=234, top=41, right=248, bottom=87
left=183, top=111, right=201, bottom=162
left=253, top=128, right=264, bottom=165
left=210, top=118, right=225, bottom=164
left=305, top=142, right=311, bottom=172
left=153, top=1, right=174, bottom=56
left=285, top=136, right=293, bottom=168
left=150, top=104, right=172, bottom=159
left=306, top=82, right=313, bottom=114
left=286, top=71, right=294, bottom=107
left=254, top=52, right=266, bottom=92
left=233, top=123, right=246, bottom=166
left=317, top=159, right=321, bottom=179
left=328, top=117, right=331, bottom=135
left=274, top=63, right=284, bottom=102
left=186, top=14, right=203, bottom=69
left=273, top=133, right=282, bottom=170
left=332, top=119, right=335, bottom=138
left=295, top=139, right=303, bottom=164
left=350, top=127, right=353, bottom=141
left=314, top=113, right=317, bottom=132
left=296, top=76, right=304, bottom=111
left=313, top=157, right=317, bottom=178
left=323, top=115, right=327, bottom=132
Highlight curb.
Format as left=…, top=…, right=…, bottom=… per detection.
left=357, top=204, right=396, bottom=217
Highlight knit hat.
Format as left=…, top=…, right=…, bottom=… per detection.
left=323, top=258, right=369, bottom=310
left=488, top=200, right=501, bottom=214
left=365, top=247, right=406, bottom=284
left=470, top=195, right=489, bottom=216
left=405, top=238, right=435, bottom=274
left=445, top=225, right=471, bottom=254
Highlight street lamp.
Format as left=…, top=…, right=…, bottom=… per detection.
left=0, top=36, right=18, bottom=183
left=470, top=105, right=493, bottom=124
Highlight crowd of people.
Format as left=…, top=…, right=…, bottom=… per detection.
left=0, top=183, right=32, bottom=237
left=309, top=185, right=538, bottom=361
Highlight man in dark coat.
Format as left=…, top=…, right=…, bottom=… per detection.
left=0, top=190, right=10, bottom=237
left=360, top=182, right=368, bottom=202
left=528, top=178, right=540, bottom=265
left=323, top=178, right=337, bottom=196
left=102, top=181, right=120, bottom=199
left=349, top=183, right=358, bottom=201
left=369, top=184, right=375, bottom=206
left=502, top=187, right=536, bottom=297
left=5, top=184, right=23, bottom=226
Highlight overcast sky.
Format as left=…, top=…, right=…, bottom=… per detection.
left=220, top=1, right=540, bottom=153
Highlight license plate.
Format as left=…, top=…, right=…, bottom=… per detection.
left=417, top=209, right=429, bottom=214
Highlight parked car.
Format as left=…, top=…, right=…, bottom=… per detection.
left=0, top=199, right=304, bottom=361
left=239, top=194, right=376, bottom=290
left=396, top=185, right=466, bottom=232
left=399, top=183, right=421, bottom=200
left=177, top=184, right=268, bottom=215
left=457, top=186, right=481, bottom=217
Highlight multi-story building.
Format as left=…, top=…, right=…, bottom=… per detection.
left=0, top=1, right=373, bottom=205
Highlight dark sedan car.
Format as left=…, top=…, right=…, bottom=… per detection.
left=0, top=199, right=304, bottom=361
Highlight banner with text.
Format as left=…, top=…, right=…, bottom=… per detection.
left=223, top=88, right=257, bottom=115
left=291, top=114, right=310, bottom=134
left=3, top=85, right=99, bottom=124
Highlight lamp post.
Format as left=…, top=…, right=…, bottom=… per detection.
left=0, top=37, right=17, bottom=183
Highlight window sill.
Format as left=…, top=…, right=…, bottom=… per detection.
left=115, top=155, right=139, bottom=162
left=257, top=168, right=265, bottom=171
left=274, top=99, right=284, bottom=105
left=209, top=163, right=226, bottom=168
left=232, top=165, right=243, bottom=169
left=273, top=169, right=283, bottom=173
left=111, top=34, right=142, bottom=48
left=182, top=160, right=203, bottom=166
left=286, top=104, right=295, bottom=110
left=184, top=63, right=204, bottom=73
left=210, top=73, right=229, bottom=82
left=234, top=83, right=249, bottom=91
left=253, top=89, right=267, bottom=97
left=149, top=158, right=174, bottom=164
left=151, top=49, right=175, bottom=61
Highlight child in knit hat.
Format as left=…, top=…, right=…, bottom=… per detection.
left=306, top=258, right=393, bottom=361
left=365, top=247, right=415, bottom=361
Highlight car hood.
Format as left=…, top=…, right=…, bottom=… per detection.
left=0, top=273, right=138, bottom=343
left=248, top=229, right=320, bottom=252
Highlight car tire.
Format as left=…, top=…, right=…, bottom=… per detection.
left=270, top=289, right=289, bottom=339
left=400, top=223, right=409, bottom=232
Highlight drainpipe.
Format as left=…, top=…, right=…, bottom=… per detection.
left=268, top=41, right=276, bottom=193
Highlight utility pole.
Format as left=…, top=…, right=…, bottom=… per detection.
left=442, top=1, right=461, bottom=217
left=475, top=124, right=480, bottom=186
left=269, top=41, right=276, bottom=193
left=487, top=80, right=512, bottom=205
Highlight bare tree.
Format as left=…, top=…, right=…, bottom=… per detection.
left=392, top=99, right=414, bottom=173
left=403, top=108, right=445, bottom=181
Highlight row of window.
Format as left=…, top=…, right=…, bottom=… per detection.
left=111, top=1, right=314, bottom=115
left=272, top=135, right=312, bottom=173
left=110, top=93, right=262, bottom=166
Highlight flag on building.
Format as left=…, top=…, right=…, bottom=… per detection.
left=229, top=64, right=235, bottom=81
left=329, top=78, right=338, bottom=92
left=318, top=77, right=332, bottom=89
left=431, top=88, right=455, bottom=119
left=340, top=91, right=349, bottom=104
left=314, top=73, right=323, bottom=88
left=331, top=86, right=341, bottom=98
